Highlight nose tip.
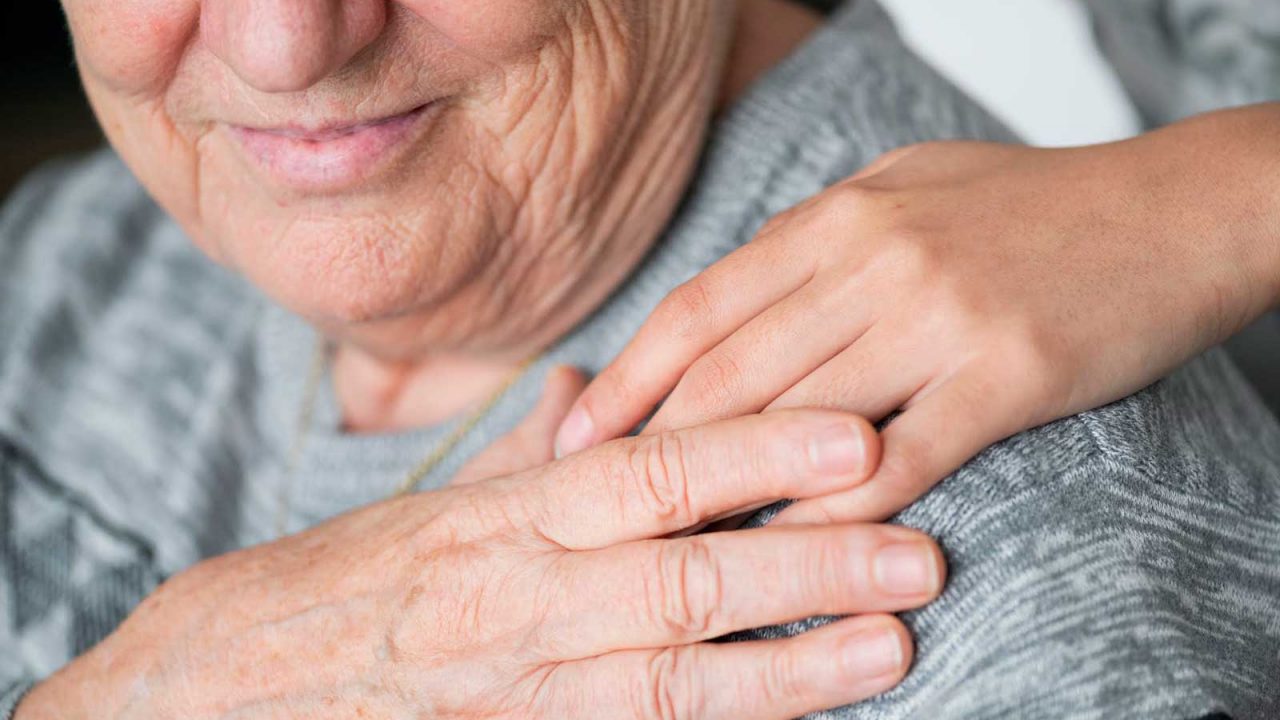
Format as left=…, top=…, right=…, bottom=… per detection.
left=201, top=0, right=387, bottom=93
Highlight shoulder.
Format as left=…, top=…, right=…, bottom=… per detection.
left=901, top=349, right=1280, bottom=620
left=922, top=349, right=1280, bottom=529
left=873, top=351, right=1280, bottom=715
left=0, top=149, right=259, bottom=378
left=1, top=150, right=156, bottom=282
left=738, top=350, right=1280, bottom=715
left=0, top=150, right=263, bottom=494
left=0, top=150, right=256, bottom=342
left=695, top=0, right=1018, bottom=243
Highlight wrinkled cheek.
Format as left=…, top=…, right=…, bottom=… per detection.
left=63, top=0, right=197, bottom=97
left=401, top=0, right=575, bottom=60
left=66, top=0, right=209, bottom=249
left=81, top=74, right=211, bottom=248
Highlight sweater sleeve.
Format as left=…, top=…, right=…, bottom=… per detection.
left=735, top=350, right=1280, bottom=718
left=0, top=681, right=34, bottom=720
left=1083, top=0, right=1280, bottom=127
left=0, top=437, right=161, bottom=717
left=0, top=158, right=167, bottom=714
left=0, top=165, right=66, bottom=720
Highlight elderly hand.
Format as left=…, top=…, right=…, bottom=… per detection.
left=554, top=106, right=1280, bottom=524
left=20, top=409, right=944, bottom=720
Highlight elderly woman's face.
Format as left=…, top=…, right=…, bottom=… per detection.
left=62, top=0, right=732, bottom=353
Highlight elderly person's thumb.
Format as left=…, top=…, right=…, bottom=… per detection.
left=450, top=366, right=588, bottom=486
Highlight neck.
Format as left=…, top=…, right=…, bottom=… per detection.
left=719, top=0, right=827, bottom=109
left=333, top=348, right=527, bottom=431
left=335, top=0, right=821, bottom=434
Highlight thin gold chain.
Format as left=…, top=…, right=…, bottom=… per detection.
left=275, top=338, right=536, bottom=536
left=392, top=355, right=536, bottom=496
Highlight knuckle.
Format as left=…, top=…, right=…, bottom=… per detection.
left=995, top=329, right=1047, bottom=382
left=434, top=487, right=514, bottom=543
left=1000, top=321, right=1059, bottom=379
left=984, top=331, right=1062, bottom=424
left=627, top=434, right=696, bottom=527
left=878, top=441, right=926, bottom=491
left=637, top=647, right=700, bottom=720
left=801, top=531, right=853, bottom=605
left=586, top=369, right=639, bottom=416
left=761, top=645, right=809, bottom=707
left=659, top=279, right=717, bottom=342
left=804, top=499, right=846, bottom=526
left=799, top=364, right=868, bottom=413
left=859, top=228, right=938, bottom=293
left=653, top=538, right=724, bottom=637
left=680, top=350, right=745, bottom=412
left=887, top=230, right=941, bottom=281
left=762, top=414, right=810, bottom=476
left=834, top=177, right=885, bottom=205
left=816, top=181, right=895, bottom=233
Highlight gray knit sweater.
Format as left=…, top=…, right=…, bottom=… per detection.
left=2, top=2, right=1279, bottom=718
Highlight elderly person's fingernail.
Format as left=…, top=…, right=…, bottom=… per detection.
left=873, top=542, right=941, bottom=596
left=808, top=422, right=867, bottom=475
left=841, top=627, right=905, bottom=679
left=555, top=406, right=595, bottom=459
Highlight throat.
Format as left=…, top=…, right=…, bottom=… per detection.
left=332, top=346, right=527, bottom=434
left=719, top=0, right=825, bottom=108
left=328, top=0, right=825, bottom=436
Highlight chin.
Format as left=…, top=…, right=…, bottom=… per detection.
left=216, top=207, right=492, bottom=328
left=184, top=125, right=516, bottom=328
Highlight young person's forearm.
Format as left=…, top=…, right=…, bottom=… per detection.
left=1133, top=103, right=1280, bottom=324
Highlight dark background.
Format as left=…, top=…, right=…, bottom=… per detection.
left=1, top=3, right=102, bottom=195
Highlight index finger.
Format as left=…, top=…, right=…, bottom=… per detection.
left=519, top=409, right=880, bottom=550
left=553, top=224, right=815, bottom=458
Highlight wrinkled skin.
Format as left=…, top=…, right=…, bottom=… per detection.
left=21, top=2, right=952, bottom=718
left=22, top=406, right=946, bottom=718
left=63, top=0, right=732, bottom=361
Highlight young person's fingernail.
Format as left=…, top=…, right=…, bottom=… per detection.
left=841, top=627, right=905, bottom=680
left=554, top=406, right=594, bottom=459
left=808, top=422, right=866, bottom=476
left=873, top=542, right=941, bottom=596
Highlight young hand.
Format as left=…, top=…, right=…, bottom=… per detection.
left=555, top=106, right=1280, bottom=524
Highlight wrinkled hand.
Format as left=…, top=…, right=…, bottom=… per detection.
left=22, top=406, right=944, bottom=719
left=556, top=117, right=1280, bottom=524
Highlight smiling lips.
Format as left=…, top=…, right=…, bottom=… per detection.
left=229, top=103, right=435, bottom=192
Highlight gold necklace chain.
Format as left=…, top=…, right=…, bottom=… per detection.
left=274, top=338, right=537, bottom=537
